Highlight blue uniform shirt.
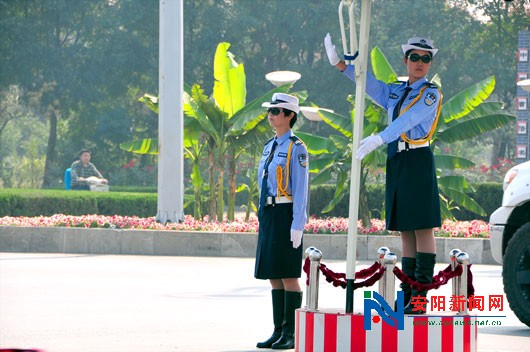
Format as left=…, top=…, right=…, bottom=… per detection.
left=343, top=65, right=441, bottom=144
left=258, top=130, right=309, bottom=231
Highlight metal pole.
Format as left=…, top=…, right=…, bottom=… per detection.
left=450, top=248, right=461, bottom=299
left=382, top=252, right=397, bottom=304
left=456, top=252, right=470, bottom=314
left=308, top=249, right=323, bottom=312
left=157, top=0, right=185, bottom=223
left=377, top=247, right=389, bottom=295
left=345, top=0, right=372, bottom=314
left=338, top=1, right=348, bottom=63
left=304, top=247, right=316, bottom=308
left=348, top=1, right=358, bottom=66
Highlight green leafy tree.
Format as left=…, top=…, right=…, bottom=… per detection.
left=0, top=1, right=159, bottom=188
left=122, top=42, right=302, bottom=221
left=121, top=92, right=207, bottom=219
left=3, top=0, right=522, bottom=191
left=235, top=147, right=262, bottom=222
left=461, top=0, right=530, bottom=162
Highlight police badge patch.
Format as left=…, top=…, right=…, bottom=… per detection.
left=424, top=92, right=437, bottom=106
left=298, top=154, right=307, bottom=168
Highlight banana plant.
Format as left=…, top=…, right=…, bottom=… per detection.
left=234, top=145, right=262, bottom=222
left=121, top=42, right=304, bottom=221
left=121, top=90, right=207, bottom=219
left=300, top=46, right=515, bottom=221
left=298, top=98, right=387, bottom=226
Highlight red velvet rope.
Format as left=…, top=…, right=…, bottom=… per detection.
left=319, top=263, right=347, bottom=288
left=303, top=257, right=310, bottom=285
left=356, top=262, right=382, bottom=279
left=467, top=264, right=475, bottom=296
left=353, top=266, right=386, bottom=289
left=393, top=264, right=462, bottom=292
left=303, top=258, right=474, bottom=295
left=303, top=258, right=382, bottom=289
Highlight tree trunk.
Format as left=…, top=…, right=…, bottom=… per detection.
left=41, top=110, right=57, bottom=189
left=216, top=156, right=225, bottom=222
left=194, top=179, right=202, bottom=220
left=227, top=155, right=236, bottom=221
left=359, top=186, right=371, bottom=228
left=208, top=150, right=217, bottom=221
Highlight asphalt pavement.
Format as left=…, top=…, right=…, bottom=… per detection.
left=0, top=253, right=528, bottom=352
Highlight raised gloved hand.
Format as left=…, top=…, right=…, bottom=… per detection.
left=324, top=33, right=340, bottom=66
left=290, top=229, right=303, bottom=249
left=356, top=135, right=384, bottom=160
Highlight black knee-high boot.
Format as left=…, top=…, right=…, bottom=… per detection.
left=404, top=252, right=436, bottom=314
left=257, top=289, right=285, bottom=348
left=396, top=257, right=415, bottom=310
left=271, top=290, right=302, bottom=350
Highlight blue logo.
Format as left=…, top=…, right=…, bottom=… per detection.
left=363, top=291, right=404, bottom=330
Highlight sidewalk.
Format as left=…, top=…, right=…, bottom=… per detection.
left=0, top=253, right=528, bottom=352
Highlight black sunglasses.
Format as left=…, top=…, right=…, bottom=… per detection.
left=267, top=107, right=283, bottom=116
left=408, top=53, right=432, bottom=63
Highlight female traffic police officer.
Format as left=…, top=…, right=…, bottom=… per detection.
left=325, top=35, right=442, bottom=314
left=255, top=93, right=309, bottom=349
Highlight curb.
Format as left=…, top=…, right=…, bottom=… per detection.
left=0, top=226, right=496, bottom=265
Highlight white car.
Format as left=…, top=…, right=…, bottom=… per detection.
left=489, top=160, right=530, bottom=327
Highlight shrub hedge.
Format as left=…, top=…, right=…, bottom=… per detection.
left=0, top=189, right=156, bottom=218
left=0, top=183, right=502, bottom=220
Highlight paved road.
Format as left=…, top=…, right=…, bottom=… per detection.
left=0, top=253, right=528, bottom=352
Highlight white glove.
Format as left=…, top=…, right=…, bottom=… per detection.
left=356, top=135, right=384, bottom=160
left=324, top=33, right=340, bottom=66
left=290, top=229, right=303, bottom=249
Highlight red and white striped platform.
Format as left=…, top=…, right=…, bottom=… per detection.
left=295, top=308, right=477, bottom=352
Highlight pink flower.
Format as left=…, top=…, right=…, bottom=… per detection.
left=0, top=215, right=489, bottom=238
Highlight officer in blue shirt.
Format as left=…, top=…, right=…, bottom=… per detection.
left=325, top=35, right=441, bottom=314
left=255, top=93, right=309, bottom=349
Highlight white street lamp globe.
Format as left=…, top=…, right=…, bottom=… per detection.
left=265, top=71, right=301, bottom=87
left=300, top=106, right=334, bottom=122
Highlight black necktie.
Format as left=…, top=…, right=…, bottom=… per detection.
left=259, top=140, right=278, bottom=215
left=388, top=87, right=412, bottom=159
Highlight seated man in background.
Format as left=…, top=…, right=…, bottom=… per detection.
left=70, top=149, right=108, bottom=191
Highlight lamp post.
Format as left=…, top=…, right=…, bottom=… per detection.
left=157, top=0, right=184, bottom=223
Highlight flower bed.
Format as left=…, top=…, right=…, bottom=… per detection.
left=0, top=214, right=489, bottom=238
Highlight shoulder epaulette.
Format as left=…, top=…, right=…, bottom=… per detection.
left=289, top=135, right=302, bottom=145
left=391, top=80, right=407, bottom=86
left=424, top=82, right=440, bottom=90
